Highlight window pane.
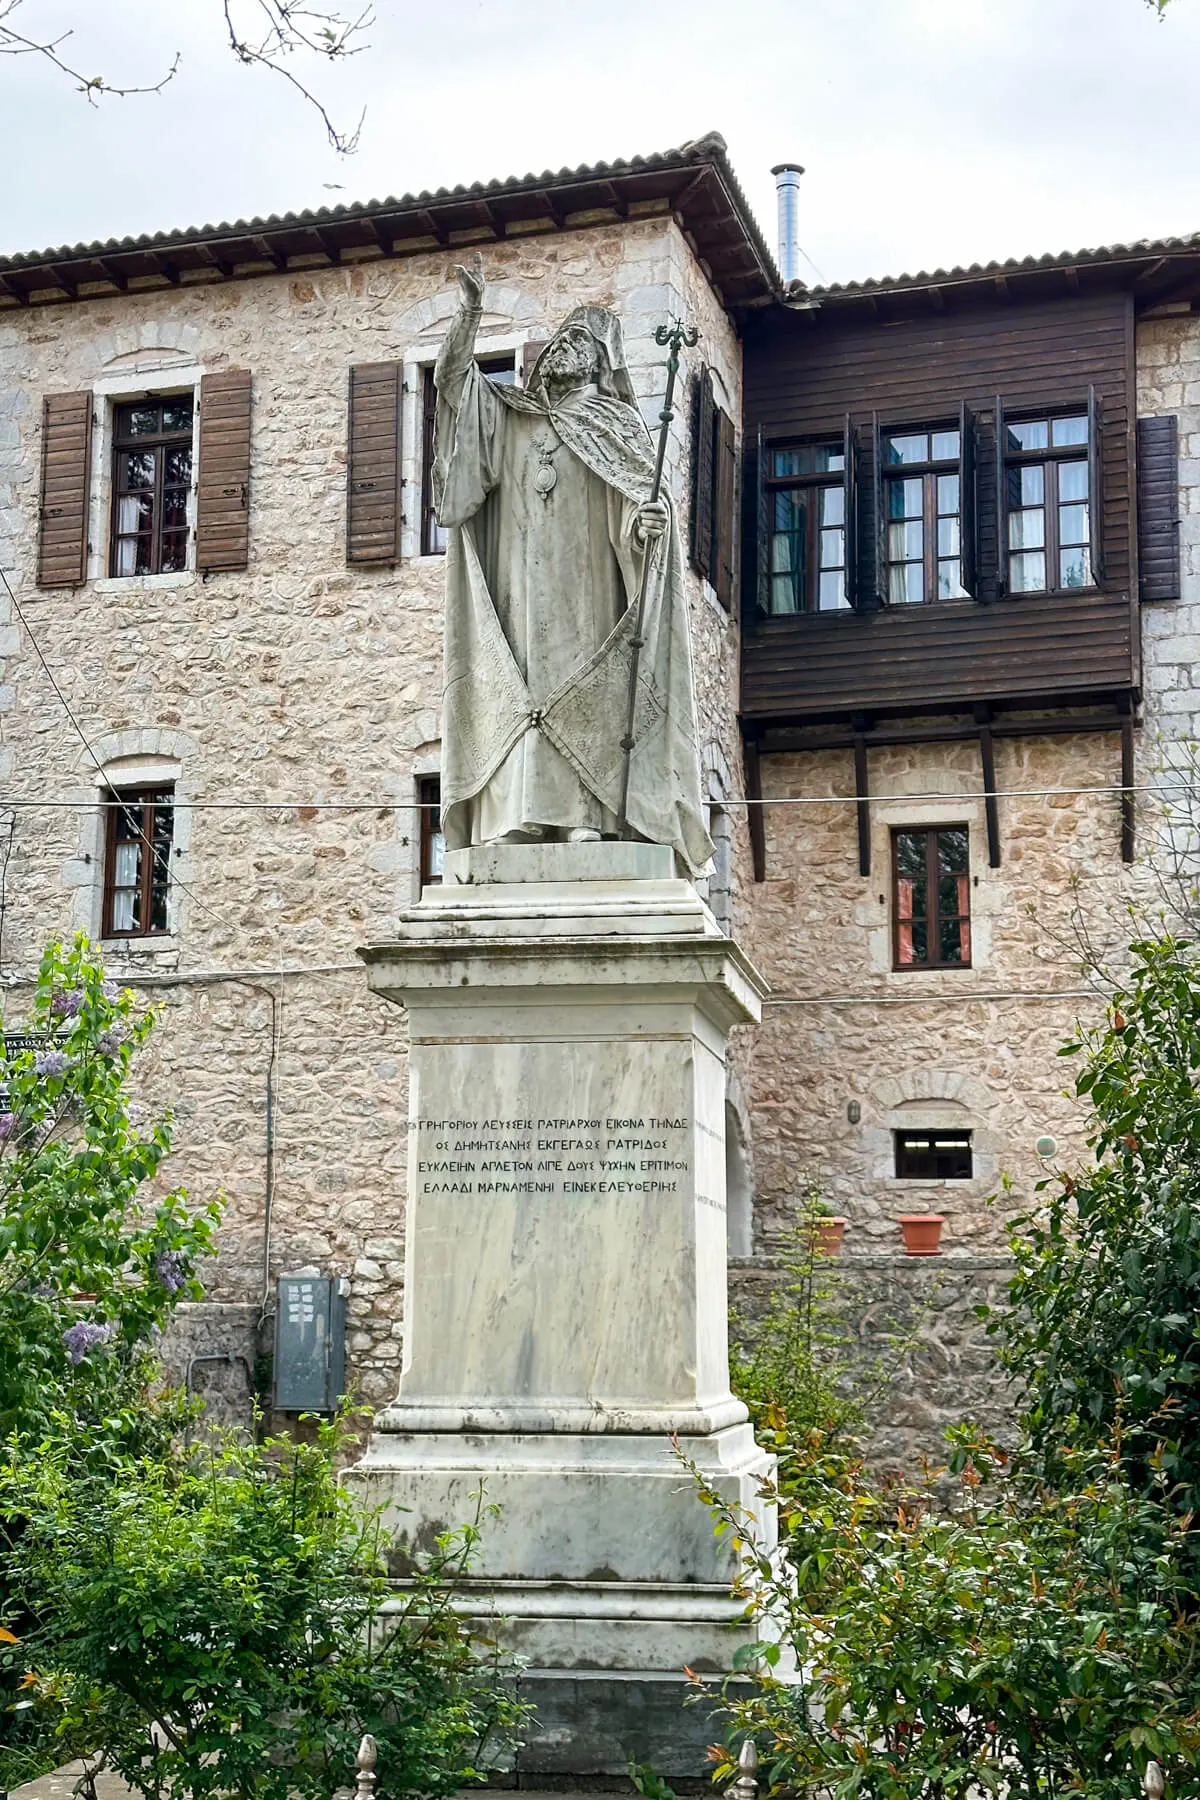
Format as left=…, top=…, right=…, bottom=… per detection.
left=164, top=446, right=192, bottom=485
left=771, top=575, right=799, bottom=613
left=1019, top=464, right=1045, bottom=505
left=937, top=473, right=959, bottom=514
left=770, top=489, right=805, bottom=614
left=1007, top=419, right=1048, bottom=452
left=886, top=433, right=928, bottom=465
left=938, top=559, right=964, bottom=599
left=118, top=494, right=152, bottom=534
left=161, top=399, right=193, bottom=432
left=939, top=916, right=968, bottom=963
left=1009, top=508, right=1045, bottom=549
left=116, top=537, right=152, bottom=576
left=120, top=450, right=156, bottom=489
left=1052, top=415, right=1088, bottom=447
left=889, top=521, right=923, bottom=560
left=818, top=570, right=848, bottom=611
left=896, top=831, right=926, bottom=880
left=112, top=887, right=136, bottom=932
left=937, top=517, right=960, bottom=557
left=888, top=477, right=922, bottom=520
left=163, top=490, right=188, bottom=529
left=820, top=484, right=844, bottom=527
left=1060, top=546, right=1091, bottom=589
left=772, top=444, right=842, bottom=477
left=1059, top=503, right=1089, bottom=546
left=938, top=828, right=969, bottom=874
left=930, top=429, right=960, bottom=462
left=889, top=561, right=924, bottom=605
left=909, top=919, right=928, bottom=962
left=161, top=532, right=188, bottom=573
left=820, top=527, right=844, bottom=569
left=126, top=406, right=159, bottom=436
left=1058, top=460, right=1088, bottom=502
left=114, top=841, right=139, bottom=886
left=1010, top=550, right=1047, bottom=592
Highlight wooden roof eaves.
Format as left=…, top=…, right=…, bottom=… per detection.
left=0, top=137, right=778, bottom=316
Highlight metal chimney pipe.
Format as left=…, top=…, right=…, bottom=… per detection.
left=771, top=162, right=805, bottom=285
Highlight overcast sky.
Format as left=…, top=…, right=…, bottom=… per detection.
left=4, top=0, right=1200, bottom=286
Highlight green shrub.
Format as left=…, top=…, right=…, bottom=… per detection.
left=691, top=1427, right=1200, bottom=1800
left=0, top=1415, right=526, bottom=1800
left=0, top=934, right=218, bottom=1452
left=994, top=935, right=1200, bottom=1537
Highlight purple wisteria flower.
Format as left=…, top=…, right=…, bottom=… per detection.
left=154, top=1250, right=188, bottom=1295
left=33, top=1049, right=73, bottom=1078
left=49, top=988, right=84, bottom=1019
left=0, top=1113, right=15, bottom=1140
left=96, top=1030, right=123, bottom=1056
left=62, top=1320, right=114, bottom=1365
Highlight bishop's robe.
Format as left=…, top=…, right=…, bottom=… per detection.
left=433, top=332, right=713, bottom=874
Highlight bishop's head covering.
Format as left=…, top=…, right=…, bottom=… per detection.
left=527, top=305, right=637, bottom=406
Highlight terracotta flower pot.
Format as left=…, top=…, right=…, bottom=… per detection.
left=896, top=1213, right=945, bottom=1256
left=811, top=1215, right=847, bottom=1257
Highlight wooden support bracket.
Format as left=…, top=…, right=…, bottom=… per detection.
left=975, top=704, right=1001, bottom=868
left=743, top=735, right=766, bottom=883
left=852, top=715, right=871, bottom=877
left=1120, top=698, right=1135, bottom=864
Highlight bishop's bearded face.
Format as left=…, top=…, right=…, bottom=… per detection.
left=540, top=325, right=598, bottom=387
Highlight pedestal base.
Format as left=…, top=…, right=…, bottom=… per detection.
left=354, top=847, right=773, bottom=1776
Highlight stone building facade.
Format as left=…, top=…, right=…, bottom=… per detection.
left=2, top=140, right=1199, bottom=1446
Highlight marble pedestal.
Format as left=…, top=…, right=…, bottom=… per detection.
left=351, top=844, right=774, bottom=1777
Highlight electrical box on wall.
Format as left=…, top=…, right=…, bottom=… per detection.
left=273, top=1275, right=348, bottom=1412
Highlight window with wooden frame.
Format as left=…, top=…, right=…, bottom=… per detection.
left=765, top=438, right=851, bottom=614
left=892, top=825, right=971, bottom=969
left=894, top=1129, right=973, bottom=1179
left=880, top=422, right=972, bottom=605
left=102, top=788, right=174, bottom=938
left=1001, top=402, right=1098, bottom=595
left=417, top=775, right=444, bottom=886
left=421, top=355, right=516, bottom=556
left=110, top=397, right=193, bottom=576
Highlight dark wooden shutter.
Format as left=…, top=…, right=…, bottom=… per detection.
left=690, top=367, right=715, bottom=580
left=994, top=395, right=1007, bottom=599
left=37, top=392, right=93, bottom=588
left=1137, top=415, right=1180, bottom=602
left=196, top=369, right=252, bottom=572
left=346, top=363, right=401, bottom=565
left=959, top=401, right=977, bottom=599
left=872, top=411, right=887, bottom=606
left=755, top=423, right=769, bottom=615
left=713, top=407, right=737, bottom=611
left=843, top=413, right=859, bottom=609
left=1088, top=384, right=1105, bottom=584
left=521, top=340, right=548, bottom=386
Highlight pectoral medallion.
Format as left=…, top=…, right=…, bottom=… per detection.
left=532, top=434, right=558, bottom=499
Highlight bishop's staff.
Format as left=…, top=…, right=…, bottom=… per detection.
left=616, top=317, right=700, bottom=837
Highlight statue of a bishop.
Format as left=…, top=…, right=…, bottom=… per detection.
left=433, top=255, right=713, bottom=872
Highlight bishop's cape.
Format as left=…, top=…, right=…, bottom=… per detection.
left=433, top=305, right=713, bottom=874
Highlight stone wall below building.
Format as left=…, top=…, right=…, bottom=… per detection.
left=730, top=1252, right=1017, bottom=1471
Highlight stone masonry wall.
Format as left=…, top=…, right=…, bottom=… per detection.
left=0, top=212, right=746, bottom=1409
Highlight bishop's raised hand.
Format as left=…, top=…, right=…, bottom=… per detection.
left=454, top=251, right=485, bottom=311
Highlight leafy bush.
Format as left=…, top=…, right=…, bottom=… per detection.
left=995, top=935, right=1200, bottom=1535
left=0, top=934, right=218, bottom=1450
left=691, top=1427, right=1200, bottom=1800
left=0, top=1416, right=526, bottom=1800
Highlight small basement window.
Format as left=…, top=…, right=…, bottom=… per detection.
left=894, top=1129, right=973, bottom=1180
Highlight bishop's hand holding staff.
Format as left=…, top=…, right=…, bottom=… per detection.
left=432, top=252, right=713, bottom=872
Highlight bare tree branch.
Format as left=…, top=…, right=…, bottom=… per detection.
left=0, top=0, right=371, bottom=151
left=0, top=0, right=178, bottom=99
left=222, top=0, right=371, bottom=154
